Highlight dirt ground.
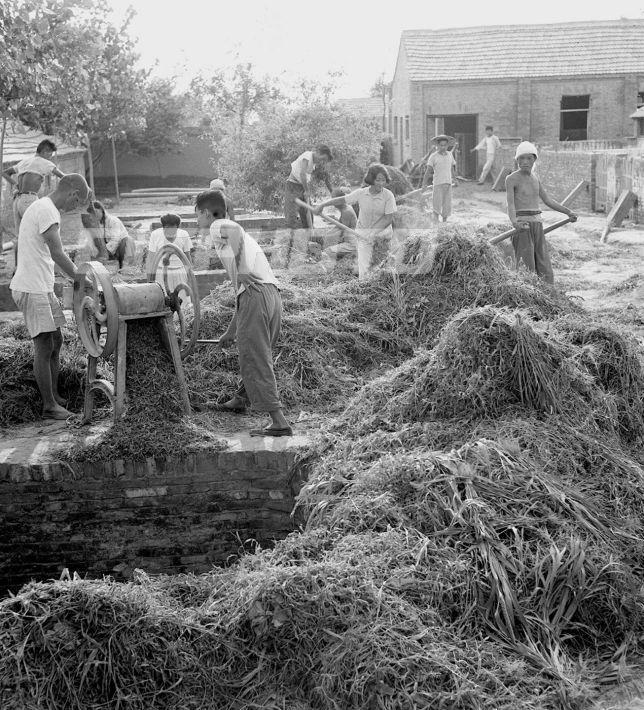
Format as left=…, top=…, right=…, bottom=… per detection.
left=451, top=181, right=644, bottom=342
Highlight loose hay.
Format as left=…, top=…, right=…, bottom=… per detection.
left=2, top=225, right=644, bottom=709
left=0, top=324, right=92, bottom=428
left=61, top=319, right=225, bottom=462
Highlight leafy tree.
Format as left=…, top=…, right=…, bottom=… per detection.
left=220, top=100, right=381, bottom=211
left=127, top=77, right=189, bottom=159
left=0, top=0, right=150, bottom=201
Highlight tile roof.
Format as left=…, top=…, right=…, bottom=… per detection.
left=337, top=97, right=385, bottom=118
left=1, top=123, right=85, bottom=166
left=631, top=107, right=644, bottom=119
left=401, top=19, right=644, bottom=82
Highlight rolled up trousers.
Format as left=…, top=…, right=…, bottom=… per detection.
left=511, top=221, right=554, bottom=284
left=234, top=283, right=283, bottom=411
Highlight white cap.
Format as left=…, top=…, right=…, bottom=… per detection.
left=515, top=141, right=538, bottom=160
left=209, top=178, right=225, bottom=190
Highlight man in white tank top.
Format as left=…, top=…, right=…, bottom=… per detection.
left=196, top=190, right=292, bottom=437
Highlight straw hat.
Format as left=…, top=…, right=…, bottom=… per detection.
left=431, top=134, right=456, bottom=147
left=514, top=141, right=538, bottom=160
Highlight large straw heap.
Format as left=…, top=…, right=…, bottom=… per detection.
left=1, top=225, right=643, bottom=709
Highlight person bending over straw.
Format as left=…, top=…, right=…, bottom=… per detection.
left=505, top=141, right=577, bottom=284
left=196, top=190, right=292, bottom=438
left=314, top=163, right=396, bottom=279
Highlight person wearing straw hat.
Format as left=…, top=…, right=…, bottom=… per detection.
left=422, top=135, right=458, bottom=222
left=505, top=141, right=577, bottom=284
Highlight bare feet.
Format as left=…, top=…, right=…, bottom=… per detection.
left=42, top=405, right=72, bottom=420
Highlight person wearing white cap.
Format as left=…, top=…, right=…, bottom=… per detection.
left=505, top=141, right=577, bottom=284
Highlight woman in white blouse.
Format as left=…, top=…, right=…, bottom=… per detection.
left=314, top=163, right=397, bottom=279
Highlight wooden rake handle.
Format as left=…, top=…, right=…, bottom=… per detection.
left=490, top=217, right=573, bottom=245
left=295, top=198, right=367, bottom=241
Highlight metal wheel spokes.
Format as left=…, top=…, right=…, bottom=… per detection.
left=73, top=261, right=118, bottom=358
left=149, top=244, right=201, bottom=358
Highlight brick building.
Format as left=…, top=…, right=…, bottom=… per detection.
left=388, top=19, right=644, bottom=178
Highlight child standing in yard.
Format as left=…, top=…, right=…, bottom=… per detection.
left=422, top=135, right=458, bottom=222
left=195, top=190, right=292, bottom=438
left=505, top=141, right=577, bottom=284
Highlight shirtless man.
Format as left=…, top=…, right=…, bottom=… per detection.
left=2, top=140, right=65, bottom=238
left=505, top=141, right=576, bottom=284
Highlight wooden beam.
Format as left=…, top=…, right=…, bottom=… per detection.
left=600, top=189, right=638, bottom=243
left=295, top=198, right=368, bottom=242
left=395, top=186, right=433, bottom=204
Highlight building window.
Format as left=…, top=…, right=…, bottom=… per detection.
left=560, top=95, right=589, bottom=141
left=405, top=116, right=410, bottom=139
left=638, top=91, right=644, bottom=108
left=394, top=116, right=398, bottom=139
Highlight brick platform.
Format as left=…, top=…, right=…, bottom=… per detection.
left=0, top=422, right=310, bottom=592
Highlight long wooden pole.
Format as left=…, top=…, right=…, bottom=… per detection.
left=489, top=180, right=587, bottom=245
left=396, top=186, right=433, bottom=204
left=295, top=198, right=368, bottom=242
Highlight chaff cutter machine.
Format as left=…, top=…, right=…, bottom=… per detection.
left=73, top=244, right=201, bottom=423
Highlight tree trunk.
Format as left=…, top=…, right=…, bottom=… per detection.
left=0, top=114, right=7, bottom=248
left=111, top=135, right=120, bottom=203
left=85, top=133, right=95, bottom=195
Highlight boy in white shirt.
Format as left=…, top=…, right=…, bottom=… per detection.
left=146, top=213, right=193, bottom=307
left=422, top=135, right=458, bottom=222
left=195, top=190, right=292, bottom=437
left=471, top=126, right=502, bottom=185
left=10, top=174, right=91, bottom=420
left=284, top=145, right=333, bottom=231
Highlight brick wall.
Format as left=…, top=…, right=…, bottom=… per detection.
left=395, top=74, right=641, bottom=166
left=533, top=151, right=594, bottom=211
left=390, top=45, right=412, bottom=164
left=528, top=76, right=634, bottom=145
left=0, top=446, right=304, bottom=594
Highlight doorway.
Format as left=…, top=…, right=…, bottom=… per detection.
left=426, top=114, right=478, bottom=179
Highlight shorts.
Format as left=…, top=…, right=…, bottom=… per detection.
left=11, top=290, right=66, bottom=337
